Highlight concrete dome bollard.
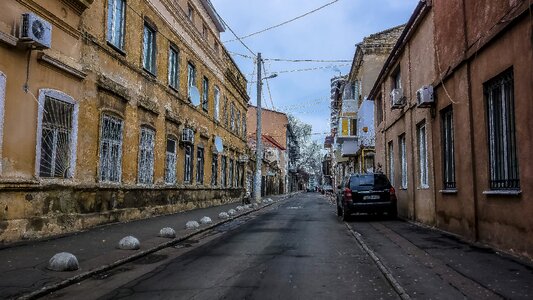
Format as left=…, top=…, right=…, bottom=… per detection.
left=236, top=206, right=244, bottom=211
left=118, top=236, right=140, bottom=250
left=159, top=227, right=176, bottom=238
left=47, top=252, right=79, bottom=272
left=228, top=209, right=237, bottom=216
left=185, top=220, right=200, bottom=229
left=218, top=212, right=230, bottom=219
left=200, top=216, right=212, bottom=224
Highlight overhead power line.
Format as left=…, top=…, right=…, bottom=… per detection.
left=227, top=51, right=351, bottom=63
left=223, top=0, right=342, bottom=43
left=273, top=63, right=351, bottom=74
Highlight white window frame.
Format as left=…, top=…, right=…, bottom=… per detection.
left=138, top=126, right=155, bottom=185
left=106, top=0, right=126, bottom=50
left=142, top=23, right=157, bottom=74
left=35, top=89, right=79, bottom=179
left=99, top=114, right=124, bottom=183
left=168, top=46, right=179, bottom=90
left=214, top=86, right=220, bottom=121
left=165, top=137, right=177, bottom=184
left=388, top=141, right=394, bottom=186
left=0, top=72, right=5, bottom=174
left=418, top=123, right=429, bottom=188
left=399, top=134, right=407, bottom=189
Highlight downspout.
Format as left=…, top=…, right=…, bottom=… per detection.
left=408, top=43, right=417, bottom=221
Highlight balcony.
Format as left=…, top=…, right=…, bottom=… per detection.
left=341, top=99, right=358, bottom=117
left=336, top=117, right=357, bottom=142
left=341, top=140, right=358, bottom=157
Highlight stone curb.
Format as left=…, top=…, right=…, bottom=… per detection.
left=17, top=192, right=299, bottom=300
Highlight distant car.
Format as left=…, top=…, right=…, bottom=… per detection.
left=322, top=185, right=334, bottom=194
left=336, top=173, right=397, bottom=221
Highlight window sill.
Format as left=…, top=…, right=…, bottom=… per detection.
left=142, top=68, right=157, bottom=79
left=439, top=189, right=458, bottom=194
left=483, top=190, right=522, bottom=196
left=106, top=41, right=126, bottom=56
left=417, top=186, right=430, bottom=190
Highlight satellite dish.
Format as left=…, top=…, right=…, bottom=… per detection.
left=214, top=136, right=224, bottom=153
left=189, top=86, right=201, bottom=106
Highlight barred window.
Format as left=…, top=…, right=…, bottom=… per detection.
left=168, top=46, right=179, bottom=90
left=138, top=127, right=155, bottom=184
left=211, top=153, right=218, bottom=186
left=142, top=23, right=156, bottom=74
left=184, top=144, right=193, bottom=183
left=417, top=123, right=428, bottom=188
left=441, top=107, right=455, bottom=189
left=221, top=156, right=227, bottom=186
left=196, top=147, right=204, bottom=184
left=485, top=69, right=519, bottom=190
left=106, top=0, right=126, bottom=50
left=165, top=137, right=177, bottom=184
left=38, top=95, right=76, bottom=178
left=202, top=77, right=209, bottom=112
left=100, top=114, right=123, bottom=182
left=399, top=134, right=407, bottom=189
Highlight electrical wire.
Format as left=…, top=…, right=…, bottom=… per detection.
left=223, top=0, right=342, bottom=43
left=270, top=63, right=351, bottom=74
left=227, top=50, right=351, bottom=63
left=261, top=60, right=276, bottom=109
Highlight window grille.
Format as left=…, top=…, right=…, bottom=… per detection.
left=211, top=153, right=218, bottom=186
left=168, top=46, right=179, bottom=89
left=418, top=123, right=428, bottom=188
left=142, top=23, right=156, bottom=74
left=214, top=86, right=220, bottom=121
left=196, top=147, right=204, bottom=184
left=138, top=127, right=155, bottom=184
left=221, top=156, right=227, bottom=186
left=485, top=69, right=519, bottom=189
left=184, top=144, right=193, bottom=183
left=388, top=141, right=394, bottom=186
left=39, top=96, right=74, bottom=178
left=399, top=134, right=407, bottom=189
left=165, top=138, right=177, bottom=184
left=202, top=77, right=209, bottom=111
left=100, top=114, right=123, bottom=182
left=441, top=107, right=456, bottom=189
left=107, top=0, right=125, bottom=50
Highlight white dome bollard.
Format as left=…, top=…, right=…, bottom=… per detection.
left=47, top=252, right=79, bottom=271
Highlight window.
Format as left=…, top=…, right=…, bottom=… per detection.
left=0, top=72, right=5, bottom=173
left=138, top=127, right=155, bottom=184
left=230, top=103, right=235, bottom=131
left=142, top=23, right=156, bottom=74
left=184, top=144, right=193, bottom=183
left=441, top=107, right=455, bottom=189
left=202, top=76, right=209, bottom=111
left=399, top=134, right=407, bottom=189
left=99, top=114, right=123, bottom=182
left=229, top=158, right=234, bottom=187
left=221, top=156, right=227, bottom=186
left=187, top=62, right=196, bottom=99
left=236, top=110, right=241, bottom=135
left=214, top=42, right=219, bottom=55
left=202, top=23, right=208, bottom=39
left=485, top=69, right=519, bottom=189
left=107, top=0, right=126, bottom=50
left=214, top=86, right=220, bottom=121
left=388, top=141, right=394, bottom=186
left=417, top=123, right=428, bottom=188
left=37, top=92, right=78, bottom=178
left=168, top=46, right=179, bottom=90
left=392, top=67, right=401, bottom=90
left=242, top=115, right=247, bottom=138
left=223, top=98, right=229, bottom=127
left=211, top=153, right=218, bottom=186
left=165, top=137, right=177, bottom=184
left=376, top=94, right=383, bottom=124
left=187, top=4, right=194, bottom=22
left=196, top=147, right=204, bottom=184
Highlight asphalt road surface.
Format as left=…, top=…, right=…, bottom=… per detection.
left=45, top=192, right=533, bottom=300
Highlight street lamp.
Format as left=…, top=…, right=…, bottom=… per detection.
left=254, top=52, right=278, bottom=203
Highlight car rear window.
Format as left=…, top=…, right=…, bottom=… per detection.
left=349, top=174, right=391, bottom=190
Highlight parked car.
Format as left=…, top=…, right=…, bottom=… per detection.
left=336, top=173, right=397, bottom=221
left=322, top=185, right=334, bottom=194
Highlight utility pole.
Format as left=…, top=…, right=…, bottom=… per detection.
left=254, top=53, right=262, bottom=203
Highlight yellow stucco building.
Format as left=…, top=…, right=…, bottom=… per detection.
left=0, top=0, right=249, bottom=242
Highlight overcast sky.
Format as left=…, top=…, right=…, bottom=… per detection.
left=211, top=0, right=419, bottom=142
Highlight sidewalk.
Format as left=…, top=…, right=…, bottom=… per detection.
left=0, top=193, right=299, bottom=299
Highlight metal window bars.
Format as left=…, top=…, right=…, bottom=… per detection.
left=100, top=114, right=123, bottom=182
left=138, top=127, right=155, bottom=184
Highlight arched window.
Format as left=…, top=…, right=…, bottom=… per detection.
left=35, top=89, right=79, bottom=178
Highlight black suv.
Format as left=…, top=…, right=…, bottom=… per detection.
left=336, top=173, right=397, bottom=221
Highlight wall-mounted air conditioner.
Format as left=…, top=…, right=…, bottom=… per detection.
left=390, top=88, right=405, bottom=109
left=416, top=85, right=434, bottom=108
left=182, top=128, right=194, bottom=144
left=19, top=13, right=52, bottom=49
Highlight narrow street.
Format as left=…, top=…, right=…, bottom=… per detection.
left=44, top=193, right=533, bottom=299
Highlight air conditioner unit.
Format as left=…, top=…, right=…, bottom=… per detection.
left=390, top=88, right=405, bottom=109
left=182, top=128, right=194, bottom=144
left=19, top=13, right=52, bottom=49
left=416, top=85, right=434, bottom=108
